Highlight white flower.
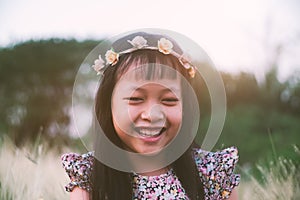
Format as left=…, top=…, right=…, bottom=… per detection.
left=92, top=55, right=105, bottom=75
left=188, top=67, right=196, bottom=78
left=179, top=54, right=192, bottom=69
left=105, top=49, right=119, bottom=66
left=178, top=53, right=195, bottom=77
left=178, top=54, right=191, bottom=69
left=158, top=38, right=173, bottom=54
left=127, top=36, right=148, bottom=49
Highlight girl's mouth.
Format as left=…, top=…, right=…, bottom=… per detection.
left=135, top=127, right=166, bottom=138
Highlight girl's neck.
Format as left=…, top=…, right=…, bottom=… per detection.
left=137, top=166, right=171, bottom=176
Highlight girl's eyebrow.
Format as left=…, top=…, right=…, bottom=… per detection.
left=129, top=86, right=180, bottom=94
left=161, top=88, right=181, bottom=94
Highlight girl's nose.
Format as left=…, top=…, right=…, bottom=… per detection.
left=141, top=104, right=165, bottom=123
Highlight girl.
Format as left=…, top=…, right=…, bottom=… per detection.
left=61, top=30, right=240, bottom=200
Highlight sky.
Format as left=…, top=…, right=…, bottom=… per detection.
left=0, top=0, right=299, bottom=82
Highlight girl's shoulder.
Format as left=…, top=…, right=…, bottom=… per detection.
left=60, top=148, right=240, bottom=198
left=192, top=146, right=239, bottom=171
left=61, top=151, right=94, bottom=192
left=193, top=146, right=240, bottom=199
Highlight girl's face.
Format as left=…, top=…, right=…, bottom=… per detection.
left=111, top=67, right=183, bottom=154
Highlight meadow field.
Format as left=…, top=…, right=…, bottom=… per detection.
left=0, top=137, right=299, bottom=200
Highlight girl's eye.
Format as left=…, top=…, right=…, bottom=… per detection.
left=161, top=98, right=179, bottom=105
left=124, top=97, right=144, bottom=104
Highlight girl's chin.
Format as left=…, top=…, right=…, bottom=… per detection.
left=133, top=145, right=165, bottom=155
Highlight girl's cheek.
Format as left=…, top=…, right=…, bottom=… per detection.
left=165, top=105, right=183, bottom=123
left=127, top=105, right=143, bottom=121
left=165, top=104, right=182, bottom=114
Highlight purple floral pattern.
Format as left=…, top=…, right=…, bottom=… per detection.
left=132, top=168, right=188, bottom=199
left=61, top=147, right=240, bottom=199
left=194, top=147, right=240, bottom=199
left=61, top=152, right=94, bottom=192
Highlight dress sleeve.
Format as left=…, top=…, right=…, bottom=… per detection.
left=61, top=151, right=94, bottom=192
left=193, top=147, right=240, bottom=199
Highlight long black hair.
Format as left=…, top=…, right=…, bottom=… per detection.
left=90, top=33, right=204, bottom=200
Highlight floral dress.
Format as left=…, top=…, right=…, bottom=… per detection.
left=61, top=147, right=240, bottom=199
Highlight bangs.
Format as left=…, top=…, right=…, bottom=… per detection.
left=133, top=63, right=180, bottom=81
left=115, top=50, right=187, bottom=81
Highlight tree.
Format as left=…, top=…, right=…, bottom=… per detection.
left=0, top=39, right=98, bottom=146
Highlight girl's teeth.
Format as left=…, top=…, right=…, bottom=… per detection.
left=139, top=129, right=163, bottom=137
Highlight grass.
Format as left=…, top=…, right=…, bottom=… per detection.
left=0, top=136, right=299, bottom=200
left=0, top=137, right=69, bottom=200
left=238, top=145, right=300, bottom=200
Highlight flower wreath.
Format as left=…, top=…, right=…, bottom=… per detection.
left=92, top=36, right=196, bottom=78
